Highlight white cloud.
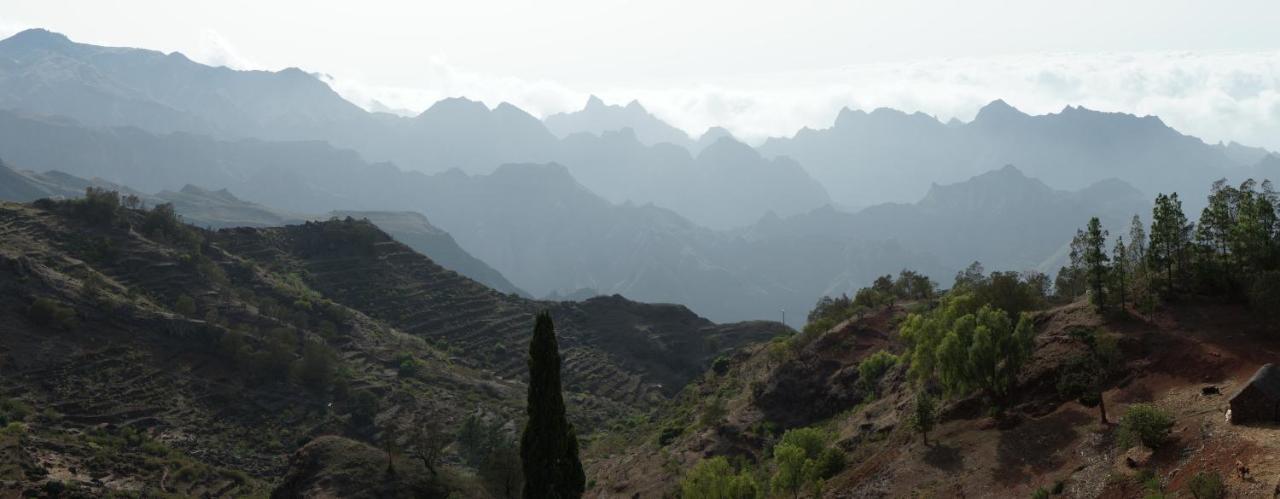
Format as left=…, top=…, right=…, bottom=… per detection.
left=322, top=49, right=1280, bottom=151
left=189, top=29, right=260, bottom=71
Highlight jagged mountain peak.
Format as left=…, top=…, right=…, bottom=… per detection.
left=971, top=98, right=1030, bottom=125
left=419, top=96, right=489, bottom=117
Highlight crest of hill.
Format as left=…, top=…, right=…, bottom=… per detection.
left=213, top=216, right=788, bottom=403
left=0, top=198, right=784, bottom=495
left=759, top=99, right=1259, bottom=208
left=544, top=95, right=695, bottom=150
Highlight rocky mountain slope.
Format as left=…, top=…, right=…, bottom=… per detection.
left=0, top=161, right=526, bottom=296
left=588, top=298, right=1280, bottom=497
left=0, top=198, right=783, bottom=496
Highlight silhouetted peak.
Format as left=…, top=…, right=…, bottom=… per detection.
left=178, top=184, right=243, bottom=202
left=972, top=99, right=1028, bottom=125
left=1077, top=177, right=1145, bottom=201
left=420, top=97, right=488, bottom=118
left=992, top=164, right=1026, bottom=177
left=698, top=126, right=733, bottom=142
left=584, top=95, right=605, bottom=109
left=625, top=100, right=646, bottom=112
left=277, top=67, right=313, bottom=79
left=1, top=28, right=73, bottom=49
left=494, top=101, right=533, bottom=117
left=696, top=136, right=758, bottom=163
left=833, top=107, right=869, bottom=128
left=490, top=162, right=574, bottom=182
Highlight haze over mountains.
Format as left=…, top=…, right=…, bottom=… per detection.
left=0, top=28, right=1275, bottom=326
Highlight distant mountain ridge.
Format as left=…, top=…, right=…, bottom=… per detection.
left=0, top=30, right=826, bottom=230
left=545, top=95, right=696, bottom=149
left=759, top=99, right=1267, bottom=208
left=0, top=160, right=526, bottom=295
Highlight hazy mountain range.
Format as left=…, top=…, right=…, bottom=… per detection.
left=0, top=29, right=827, bottom=230
left=0, top=28, right=1274, bottom=325
left=758, top=100, right=1276, bottom=209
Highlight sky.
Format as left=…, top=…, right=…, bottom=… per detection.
left=3, top=0, right=1280, bottom=149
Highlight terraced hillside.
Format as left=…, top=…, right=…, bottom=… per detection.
left=0, top=198, right=783, bottom=496
left=214, top=218, right=786, bottom=413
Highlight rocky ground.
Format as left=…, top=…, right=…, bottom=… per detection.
left=587, top=299, right=1280, bottom=497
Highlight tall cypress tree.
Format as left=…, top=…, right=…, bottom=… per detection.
left=520, top=312, right=585, bottom=499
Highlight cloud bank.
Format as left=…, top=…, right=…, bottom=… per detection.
left=323, top=50, right=1280, bottom=151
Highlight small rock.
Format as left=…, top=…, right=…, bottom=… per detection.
left=1122, top=446, right=1153, bottom=469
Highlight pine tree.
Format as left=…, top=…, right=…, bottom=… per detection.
left=520, top=312, right=585, bottom=499
left=1083, top=217, right=1110, bottom=311
left=1149, top=193, right=1192, bottom=294
left=1112, top=236, right=1128, bottom=309
left=1127, top=215, right=1147, bottom=266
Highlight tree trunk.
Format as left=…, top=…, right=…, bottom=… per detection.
left=1098, top=394, right=1108, bottom=425
left=922, top=430, right=929, bottom=447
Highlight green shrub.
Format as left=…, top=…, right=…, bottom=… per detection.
left=293, top=341, right=336, bottom=391
left=681, top=456, right=759, bottom=499
left=27, top=298, right=77, bottom=330
left=711, top=355, right=731, bottom=375
left=1031, top=487, right=1050, bottom=499
left=1186, top=471, right=1224, bottom=499
left=73, top=187, right=121, bottom=226
left=396, top=352, right=423, bottom=378
left=857, top=350, right=898, bottom=396
left=657, top=424, right=684, bottom=447
left=174, top=294, right=197, bottom=317
left=698, top=396, right=727, bottom=428
left=1117, top=403, right=1175, bottom=449
left=770, top=427, right=845, bottom=497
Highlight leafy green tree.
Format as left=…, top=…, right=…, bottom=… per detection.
left=519, top=312, right=585, bottom=499
left=1056, top=328, right=1121, bottom=424
left=75, top=187, right=121, bottom=226
left=1117, top=403, right=1175, bottom=449
left=894, top=269, right=936, bottom=300
left=933, top=306, right=1036, bottom=402
left=1082, top=217, right=1110, bottom=311
left=975, top=271, right=1045, bottom=317
left=953, top=261, right=987, bottom=291
left=909, top=391, right=937, bottom=445
left=771, top=444, right=808, bottom=498
left=681, top=457, right=759, bottom=499
left=770, top=427, right=844, bottom=498
left=857, top=350, right=899, bottom=397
